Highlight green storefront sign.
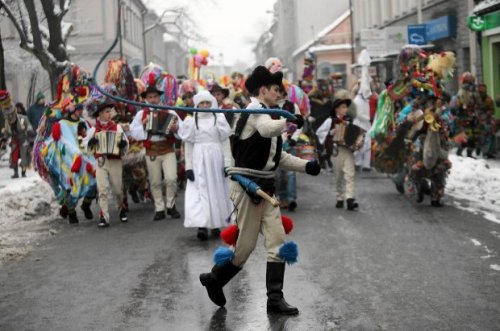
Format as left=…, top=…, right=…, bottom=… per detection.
left=468, top=12, right=500, bottom=31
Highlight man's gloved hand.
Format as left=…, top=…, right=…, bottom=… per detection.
left=186, top=169, right=195, bottom=181
left=88, top=137, right=98, bottom=148
left=118, top=140, right=127, bottom=149
left=287, top=114, right=304, bottom=129
left=305, top=160, right=321, bottom=176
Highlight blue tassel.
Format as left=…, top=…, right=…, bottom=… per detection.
left=213, top=246, right=235, bottom=266
left=278, top=241, right=298, bottom=265
left=55, top=109, right=62, bottom=119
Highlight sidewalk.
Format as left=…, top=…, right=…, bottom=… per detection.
left=0, top=153, right=59, bottom=265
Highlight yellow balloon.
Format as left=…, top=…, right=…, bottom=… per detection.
left=199, top=49, right=209, bottom=58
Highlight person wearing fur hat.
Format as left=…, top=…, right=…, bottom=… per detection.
left=84, top=98, right=129, bottom=227
left=178, top=90, right=233, bottom=240
left=27, top=92, right=46, bottom=131
left=199, top=66, right=321, bottom=315
left=316, top=97, right=359, bottom=210
left=1, top=90, right=35, bottom=179
left=129, top=82, right=182, bottom=220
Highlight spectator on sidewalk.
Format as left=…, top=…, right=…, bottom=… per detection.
left=27, top=92, right=46, bottom=131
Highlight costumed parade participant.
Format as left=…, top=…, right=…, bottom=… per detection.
left=130, top=71, right=182, bottom=221
left=370, top=47, right=456, bottom=206
left=477, top=83, right=497, bottom=158
left=451, top=72, right=481, bottom=158
left=178, top=90, right=233, bottom=241
left=316, top=95, right=363, bottom=210
left=1, top=90, right=35, bottom=178
left=32, top=64, right=97, bottom=224
left=84, top=98, right=129, bottom=227
left=199, top=66, right=321, bottom=315
left=352, top=50, right=374, bottom=172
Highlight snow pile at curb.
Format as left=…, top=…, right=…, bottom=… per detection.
left=447, top=155, right=500, bottom=224
left=0, top=170, right=60, bottom=265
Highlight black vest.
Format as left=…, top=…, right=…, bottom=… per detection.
left=231, top=106, right=283, bottom=171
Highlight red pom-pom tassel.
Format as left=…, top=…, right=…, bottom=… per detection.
left=52, top=122, right=62, bottom=141
left=148, top=72, right=156, bottom=86
left=220, top=224, right=239, bottom=246
left=281, top=215, right=294, bottom=234
left=71, top=155, right=82, bottom=173
left=86, top=163, right=93, bottom=173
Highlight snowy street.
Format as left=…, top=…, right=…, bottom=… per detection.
left=0, top=166, right=499, bottom=330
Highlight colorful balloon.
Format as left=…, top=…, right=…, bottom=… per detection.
left=199, top=49, right=209, bottom=58
left=190, top=48, right=198, bottom=55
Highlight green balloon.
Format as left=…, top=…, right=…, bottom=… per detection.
left=189, top=48, right=198, bottom=55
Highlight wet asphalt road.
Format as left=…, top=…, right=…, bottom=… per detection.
left=1, top=171, right=500, bottom=330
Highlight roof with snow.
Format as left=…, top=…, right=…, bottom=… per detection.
left=292, top=10, right=351, bottom=58
left=473, top=0, right=500, bottom=15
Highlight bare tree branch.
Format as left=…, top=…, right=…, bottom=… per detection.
left=23, top=0, right=43, bottom=51
left=40, top=0, right=68, bottom=61
left=0, top=0, right=29, bottom=46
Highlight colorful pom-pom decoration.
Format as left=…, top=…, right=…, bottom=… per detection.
left=278, top=241, right=298, bottom=265
left=213, top=246, right=235, bottom=266
left=281, top=215, right=294, bottom=234
left=52, top=122, right=62, bottom=141
left=71, top=155, right=82, bottom=173
left=220, top=224, right=239, bottom=246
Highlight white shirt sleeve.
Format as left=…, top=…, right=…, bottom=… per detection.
left=316, top=118, right=332, bottom=145
left=129, top=110, right=147, bottom=141
left=82, top=127, right=96, bottom=154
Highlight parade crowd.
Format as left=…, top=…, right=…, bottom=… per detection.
left=0, top=45, right=499, bottom=315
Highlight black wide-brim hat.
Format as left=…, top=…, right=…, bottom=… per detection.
left=332, top=98, right=352, bottom=110
left=209, top=83, right=230, bottom=98
left=140, top=85, right=164, bottom=98
left=245, top=65, right=283, bottom=93
left=92, top=98, right=116, bottom=118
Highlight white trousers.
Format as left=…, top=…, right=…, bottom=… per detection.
left=96, top=158, right=123, bottom=221
left=146, top=152, right=177, bottom=212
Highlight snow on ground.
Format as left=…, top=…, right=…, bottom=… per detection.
left=446, top=155, right=500, bottom=225
left=0, top=153, right=60, bottom=265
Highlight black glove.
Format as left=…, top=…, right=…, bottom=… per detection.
left=186, top=169, right=195, bottom=181
left=288, top=138, right=297, bottom=146
left=287, top=114, right=304, bottom=129
left=118, top=140, right=127, bottom=149
left=305, top=160, right=321, bottom=176
left=88, top=137, right=98, bottom=148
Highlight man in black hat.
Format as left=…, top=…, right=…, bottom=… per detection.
left=199, top=66, right=321, bottom=315
left=130, top=82, right=182, bottom=220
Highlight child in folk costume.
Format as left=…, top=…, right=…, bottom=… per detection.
left=199, top=66, right=321, bottom=315
left=178, top=91, right=233, bottom=241
left=84, top=98, right=129, bottom=227
left=316, top=97, right=359, bottom=210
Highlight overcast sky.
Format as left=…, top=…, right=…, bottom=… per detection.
left=146, top=0, right=276, bottom=68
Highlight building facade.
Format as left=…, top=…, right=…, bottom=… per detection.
left=352, top=0, right=480, bottom=93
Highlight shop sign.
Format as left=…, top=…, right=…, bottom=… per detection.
left=468, top=11, right=500, bottom=31
left=407, top=24, right=427, bottom=45
left=425, top=15, right=457, bottom=41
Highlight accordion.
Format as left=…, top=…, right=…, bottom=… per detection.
left=145, top=111, right=176, bottom=136
left=332, top=122, right=366, bottom=151
left=95, top=131, right=123, bottom=156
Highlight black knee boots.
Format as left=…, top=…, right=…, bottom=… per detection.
left=266, top=262, right=299, bottom=315
left=200, top=263, right=241, bottom=307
